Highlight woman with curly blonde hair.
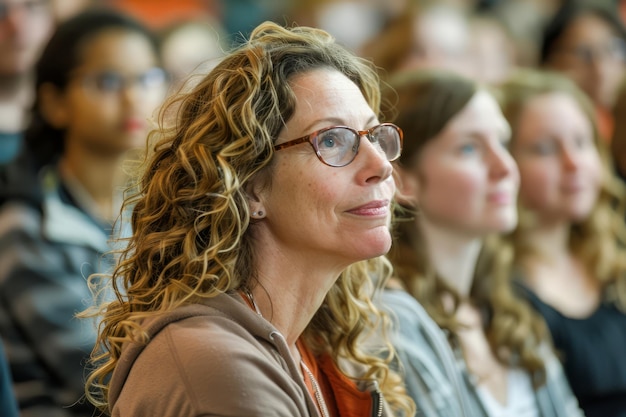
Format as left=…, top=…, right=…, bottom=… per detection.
left=380, top=69, right=582, bottom=417
left=498, top=68, right=626, bottom=417
left=83, top=20, right=414, bottom=417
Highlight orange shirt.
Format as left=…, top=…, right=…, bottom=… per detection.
left=298, top=339, right=375, bottom=417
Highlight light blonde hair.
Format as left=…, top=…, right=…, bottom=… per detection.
left=498, top=68, right=626, bottom=309
left=383, top=69, right=549, bottom=386
left=84, top=21, right=413, bottom=415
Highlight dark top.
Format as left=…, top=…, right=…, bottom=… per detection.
left=517, top=284, right=626, bottom=417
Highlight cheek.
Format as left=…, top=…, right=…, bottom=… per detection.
left=420, top=167, right=484, bottom=213
left=270, top=162, right=339, bottom=216
left=517, top=161, right=554, bottom=206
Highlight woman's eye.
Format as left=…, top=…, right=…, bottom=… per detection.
left=320, top=136, right=337, bottom=149
left=459, top=143, right=477, bottom=154
left=574, top=134, right=593, bottom=149
left=532, top=140, right=557, bottom=155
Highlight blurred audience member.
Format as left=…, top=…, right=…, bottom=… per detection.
left=158, top=17, right=226, bottom=92
left=488, top=0, right=559, bottom=68
left=540, top=0, right=626, bottom=141
left=0, top=0, right=54, bottom=164
left=288, top=0, right=387, bottom=52
left=499, top=68, right=626, bottom=417
left=468, top=12, right=515, bottom=85
left=0, top=8, right=166, bottom=416
left=360, top=1, right=471, bottom=79
left=379, top=69, right=582, bottom=416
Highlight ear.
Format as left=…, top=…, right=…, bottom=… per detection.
left=245, top=175, right=267, bottom=219
left=38, top=83, right=70, bottom=129
left=394, top=164, right=420, bottom=207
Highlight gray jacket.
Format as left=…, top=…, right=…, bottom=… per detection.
left=379, top=289, right=584, bottom=417
left=0, top=167, right=119, bottom=417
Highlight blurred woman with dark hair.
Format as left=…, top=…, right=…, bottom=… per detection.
left=0, top=8, right=166, bottom=416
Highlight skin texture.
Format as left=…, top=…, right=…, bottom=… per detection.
left=407, top=90, right=519, bottom=238
left=248, top=67, right=396, bottom=351
left=511, top=92, right=602, bottom=225
left=256, top=68, right=395, bottom=271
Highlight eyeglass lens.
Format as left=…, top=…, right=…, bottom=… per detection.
left=316, top=124, right=401, bottom=167
left=82, top=67, right=167, bottom=94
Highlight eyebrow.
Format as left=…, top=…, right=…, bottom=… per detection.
left=300, top=115, right=378, bottom=135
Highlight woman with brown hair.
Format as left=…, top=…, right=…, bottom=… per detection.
left=499, top=68, right=626, bottom=417
left=380, top=69, right=581, bottom=417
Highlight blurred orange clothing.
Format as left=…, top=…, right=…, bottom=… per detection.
left=109, top=0, right=219, bottom=29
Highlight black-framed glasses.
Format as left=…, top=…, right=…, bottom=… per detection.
left=74, top=67, right=168, bottom=96
left=274, top=123, right=403, bottom=167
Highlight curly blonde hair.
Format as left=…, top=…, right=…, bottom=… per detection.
left=498, top=68, right=626, bottom=310
left=83, top=21, right=413, bottom=415
left=382, top=69, right=549, bottom=386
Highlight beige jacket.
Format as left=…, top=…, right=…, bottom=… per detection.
left=108, top=291, right=390, bottom=417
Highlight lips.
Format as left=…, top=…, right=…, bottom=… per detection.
left=347, top=199, right=390, bottom=216
left=487, top=190, right=514, bottom=205
left=122, top=119, right=145, bottom=132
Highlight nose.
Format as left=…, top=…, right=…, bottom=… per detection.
left=355, top=136, right=394, bottom=184
left=489, top=145, right=518, bottom=182
left=561, top=146, right=579, bottom=171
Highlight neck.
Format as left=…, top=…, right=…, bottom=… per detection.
left=519, top=219, right=570, bottom=263
left=419, top=219, right=483, bottom=297
left=59, top=146, right=131, bottom=222
left=247, top=240, right=344, bottom=349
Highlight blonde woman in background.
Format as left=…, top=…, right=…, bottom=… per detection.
left=379, top=69, right=582, bottom=417
left=499, top=68, right=626, bottom=417
left=83, top=21, right=414, bottom=417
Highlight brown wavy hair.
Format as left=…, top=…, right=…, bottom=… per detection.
left=83, top=21, right=413, bottom=415
left=498, top=68, right=626, bottom=309
left=383, top=69, right=549, bottom=386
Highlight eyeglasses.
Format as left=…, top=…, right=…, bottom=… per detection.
left=556, top=38, right=626, bottom=65
left=74, top=67, right=168, bottom=96
left=274, top=123, right=403, bottom=167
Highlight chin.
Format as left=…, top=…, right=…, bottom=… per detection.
left=359, top=231, right=393, bottom=259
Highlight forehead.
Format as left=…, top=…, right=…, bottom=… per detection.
left=559, top=13, right=619, bottom=44
left=444, top=90, right=509, bottom=136
left=516, top=92, right=592, bottom=141
left=76, top=29, right=156, bottom=70
left=286, top=68, right=375, bottom=131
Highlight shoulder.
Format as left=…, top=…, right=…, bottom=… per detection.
left=0, top=201, right=41, bottom=238
left=114, top=312, right=307, bottom=417
left=378, top=289, right=433, bottom=330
